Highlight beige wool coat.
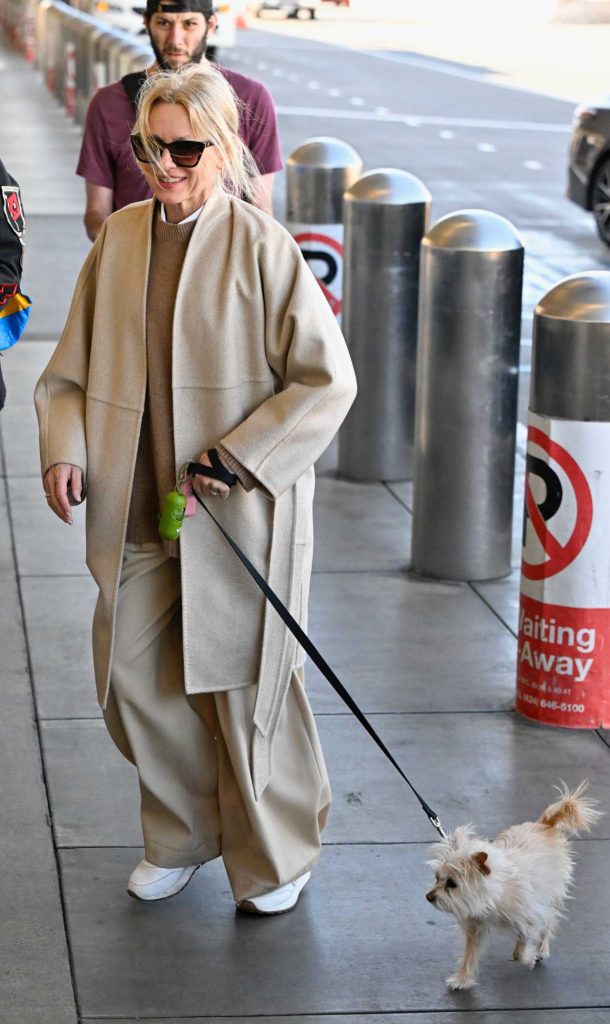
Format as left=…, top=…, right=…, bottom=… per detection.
left=35, top=187, right=356, bottom=797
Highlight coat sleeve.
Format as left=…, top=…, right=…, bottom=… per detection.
left=34, top=234, right=102, bottom=482
left=219, top=232, right=357, bottom=499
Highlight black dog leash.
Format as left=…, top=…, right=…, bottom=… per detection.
left=189, top=457, right=448, bottom=839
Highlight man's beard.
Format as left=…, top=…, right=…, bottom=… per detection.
left=150, top=30, right=209, bottom=70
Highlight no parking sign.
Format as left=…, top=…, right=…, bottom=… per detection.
left=516, top=411, right=610, bottom=728
left=289, top=223, right=344, bottom=322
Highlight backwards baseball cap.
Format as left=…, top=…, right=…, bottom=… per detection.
left=139, top=0, right=214, bottom=17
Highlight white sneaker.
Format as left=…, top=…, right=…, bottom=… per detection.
left=236, top=871, right=311, bottom=915
left=127, top=859, right=200, bottom=901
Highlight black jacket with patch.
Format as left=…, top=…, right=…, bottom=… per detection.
left=0, top=158, right=26, bottom=410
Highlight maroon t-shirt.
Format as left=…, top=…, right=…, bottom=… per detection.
left=76, top=66, right=282, bottom=210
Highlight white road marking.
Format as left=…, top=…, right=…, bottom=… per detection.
left=256, top=61, right=268, bottom=70
left=272, top=68, right=284, bottom=77
left=350, top=96, right=366, bottom=106
left=477, top=142, right=497, bottom=153
left=288, top=72, right=299, bottom=82
left=357, top=48, right=579, bottom=104
left=375, top=106, right=390, bottom=115
left=274, top=106, right=570, bottom=133
left=308, top=80, right=320, bottom=90
left=524, top=160, right=544, bottom=170
left=439, top=129, right=455, bottom=139
left=328, top=87, right=342, bottom=97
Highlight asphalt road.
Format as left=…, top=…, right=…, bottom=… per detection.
left=222, top=25, right=610, bottom=415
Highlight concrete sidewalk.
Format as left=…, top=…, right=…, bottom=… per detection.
left=1, top=34, right=610, bottom=1024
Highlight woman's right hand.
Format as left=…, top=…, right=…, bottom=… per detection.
left=43, top=463, right=83, bottom=525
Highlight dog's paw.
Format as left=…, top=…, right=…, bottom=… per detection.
left=446, top=972, right=475, bottom=991
left=513, top=939, right=538, bottom=969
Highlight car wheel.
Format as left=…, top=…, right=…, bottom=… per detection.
left=295, top=5, right=314, bottom=16
left=592, top=156, right=610, bottom=248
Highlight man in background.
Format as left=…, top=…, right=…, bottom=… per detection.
left=77, top=0, right=282, bottom=240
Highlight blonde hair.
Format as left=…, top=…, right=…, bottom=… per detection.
left=133, top=63, right=258, bottom=200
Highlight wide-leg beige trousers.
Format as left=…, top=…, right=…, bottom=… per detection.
left=102, top=543, right=331, bottom=903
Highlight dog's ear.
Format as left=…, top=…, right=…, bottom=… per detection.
left=472, top=851, right=490, bottom=875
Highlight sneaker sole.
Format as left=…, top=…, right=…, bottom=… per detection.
left=127, top=863, right=200, bottom=902
left=236, top=898, right=299, bottom=916
left=236, top=874, right=310, bottom=916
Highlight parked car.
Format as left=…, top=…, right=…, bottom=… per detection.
left=568, top=99, right=610, bottom=247
left=89, top=0, right=143, bottom=36
left=208, top=2, right=238, bottom=59
left=253, top=0, right=321, bottom=18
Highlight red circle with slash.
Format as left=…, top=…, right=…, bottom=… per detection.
left=522, top=425, right=593, bottom=580
left=294, top=231, right=343, bottom=316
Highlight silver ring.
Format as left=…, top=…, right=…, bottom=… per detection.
left=211, top=488, right=220, bottom=496
left=44, top=492, right=51, bottom=498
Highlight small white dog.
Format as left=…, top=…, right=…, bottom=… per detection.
left=426, top=781, right=601, bottom=990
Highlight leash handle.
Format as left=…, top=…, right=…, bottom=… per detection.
left=192, top=490, right=447, bottom=838
left=188, top=449, right=237, bottom=489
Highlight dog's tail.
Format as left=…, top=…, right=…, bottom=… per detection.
left=538, top=780, right=602, bottom=836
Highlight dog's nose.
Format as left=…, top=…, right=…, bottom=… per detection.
left=426, top=890, right=436, bottom=903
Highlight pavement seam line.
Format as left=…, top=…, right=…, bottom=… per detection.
left=0, top=429, right=83, bottom=1023
left=469, top=580, right=519, bottom=640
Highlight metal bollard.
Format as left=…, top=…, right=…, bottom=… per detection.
left=337, top=169, right=431, bottom=481
left=89, top=26, right=118, bottom=95
left=73, top=22, right=91, bottom=122
left=45, top=5, right=60, bottom=93
left=35, top=0, right=51, bottom=78
left=116, top=37, right=151, bottom=78
left=286, top=137, right=362, bottom=321
left=23, top=0, right=36, bottom=61
left=516, top=272, right=610, bottom=729
left=411, top=209, right=524, bottom=581
left=65, top=38, right=77, bottom=118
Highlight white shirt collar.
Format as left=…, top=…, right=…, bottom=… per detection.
left=160, top=204, right=203, bottom=225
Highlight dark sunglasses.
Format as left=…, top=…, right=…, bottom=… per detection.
left=130, top=134, right=214, bottom=168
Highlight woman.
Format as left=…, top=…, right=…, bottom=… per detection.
left=35, top=63, right=356, bottom=914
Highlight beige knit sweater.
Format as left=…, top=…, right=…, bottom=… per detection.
left=126, top=209, right=253, bottom=547
left=126, top=214, right=195, bottom=544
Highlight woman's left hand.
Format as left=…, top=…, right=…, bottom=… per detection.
left=192, top=450, right=231, bottom=501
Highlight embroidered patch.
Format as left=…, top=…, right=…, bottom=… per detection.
left=2, top=186, right=25, bottom=238
left=0, top=281, right=17, bottom=309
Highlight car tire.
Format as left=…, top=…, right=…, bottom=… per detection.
left=592, top=156, right=610, bottom=248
